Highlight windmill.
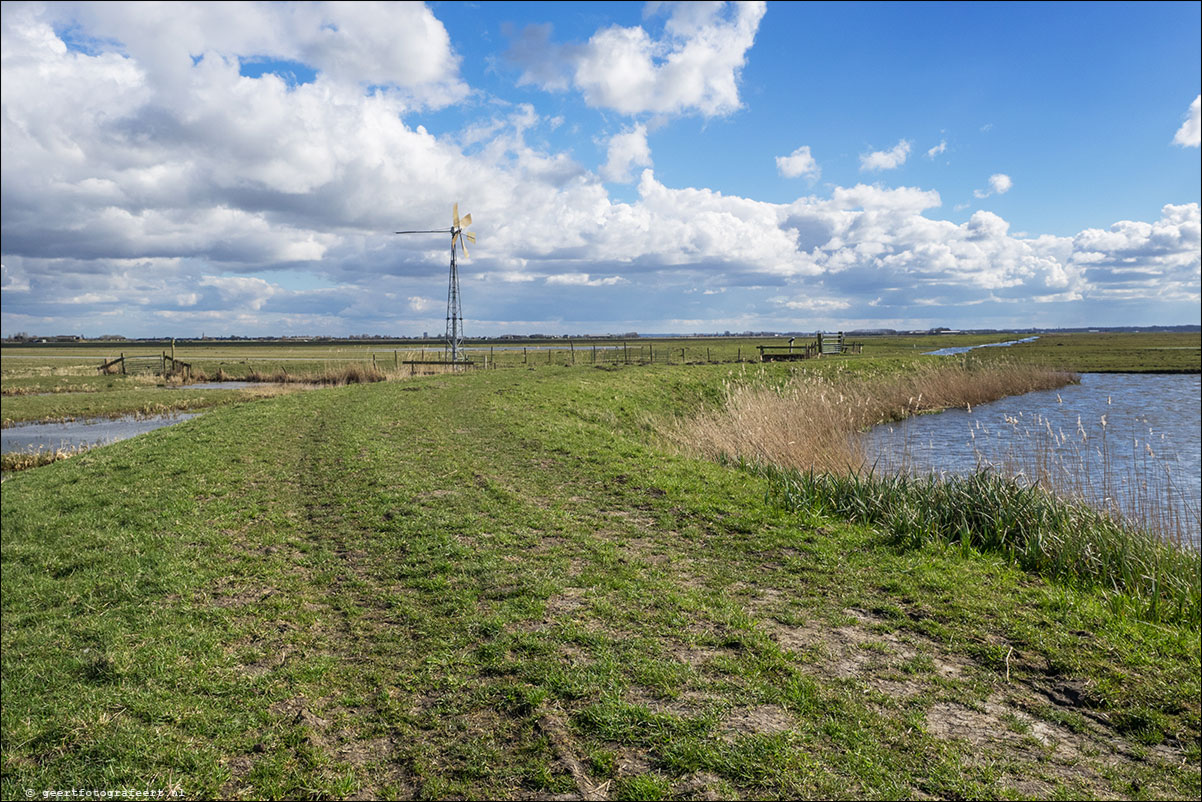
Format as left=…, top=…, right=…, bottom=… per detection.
left=396, top=203, right=476, bottom=363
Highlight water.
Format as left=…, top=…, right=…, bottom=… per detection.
left=174, top=381, right=273, bottom=390
left=1, top=412, right=200, bottom=453
left=862, top=374, right=1201, bottom=545
left=923, top=336, right=1039, bottom=356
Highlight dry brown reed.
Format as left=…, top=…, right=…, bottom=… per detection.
left=672, top=360, right=1077, bottom=474
left=1, top=445, right=90, bottom=472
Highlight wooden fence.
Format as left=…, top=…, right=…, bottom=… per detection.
left=98, top=352, right=192, bottom=377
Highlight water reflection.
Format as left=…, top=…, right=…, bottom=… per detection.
left=862, top=374, right=1201, bottom=545
left=1, top=413, right=199, bottom=453
left=923, top=336, right=1039, bottom=356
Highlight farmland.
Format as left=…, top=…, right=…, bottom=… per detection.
left=1, top=332, right=1199, bottom=800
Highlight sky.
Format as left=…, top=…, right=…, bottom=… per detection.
left=1, top=0, right=1199, bottom=338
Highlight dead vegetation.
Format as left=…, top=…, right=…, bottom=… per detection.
left=669, top=360, right=1078, bottom=474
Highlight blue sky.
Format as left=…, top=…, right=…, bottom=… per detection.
left=1, top=1, right=1199, bottom=337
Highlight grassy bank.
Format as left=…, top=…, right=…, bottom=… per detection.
left=671, top=359, right=1198, bottom=625
left=757, top=465, right=1200, bottom=625
left=2, top=364, right=1198, bottom=800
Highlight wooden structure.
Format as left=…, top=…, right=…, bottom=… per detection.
left=98, top=352, right=192, bottom=377
left=758, top=332, right=863, bottom=362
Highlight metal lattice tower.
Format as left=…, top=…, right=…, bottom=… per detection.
left=396, top=203, right=475, bottom=363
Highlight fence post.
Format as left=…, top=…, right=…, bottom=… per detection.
left=707, top=347, right=711, bottom=362
left=161, top=351, right=166, bottom=374
left=524, top=347, right=527, bottom=365
left=570, top=340, right=575, bottom=365
left=121, top=353, right=126, bottom=375
left=592, top=344, right=596, bottom=364
left=394, top=350, right=398, bottom=368
left=624, top=342, right=628, bottom=364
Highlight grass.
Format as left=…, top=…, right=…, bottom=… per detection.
left=2, top=363, right=1199, bottom=800
left=757, top=465, right=1200, bottom=625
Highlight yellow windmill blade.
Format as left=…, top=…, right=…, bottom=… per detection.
left=458, top=236, right=469, bottom=260
left=453, top=202, right=460, bottom=229
left=465, top=231, right=476, bottom=243
left=459, top=213, right=472, bottom=228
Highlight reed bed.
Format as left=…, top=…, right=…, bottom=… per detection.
left=187, top=363, right=390, bottom=385
left=754, top=463, right=1199, bottom=625
left=1, top=444, right=90, bottom=473
left=671, top=360, right=1200, bottom=625
left=674, top=359, right=1079, bottom=474
left=876, top=407, right=1201, bottom=548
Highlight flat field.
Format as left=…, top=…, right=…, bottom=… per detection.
left=1, top=334, right=1199, bottom=800
left=2, top=331, right=1198, bottom=427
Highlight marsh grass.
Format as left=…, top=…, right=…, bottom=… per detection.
left=186, top=354, right=465, bottom=385
left=1, top=444, right=90, bottom=472
left=876, top=406, right=1202, bottom=548
left=673, top=358, right=1078, bottom=474
left=673, top=360, right=1200, bottom=625
left=754, top=463, right=1200, bottom=625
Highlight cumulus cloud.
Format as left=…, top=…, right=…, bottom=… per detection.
left=860, top=139, right=912, bottom=171
left=974, top=173, right=1013, bottom=198
left=601, top=125, right=653, bottom=183
left=775, top=146, right=820, bottom=180
left=1, top=2, right=1197, bottom=338
left=508, top=1, right=766, bottom=117
left=1173, top=94, right=1200, bottom=147
left=545, top=273, right=628, bottom=287
left=926, top=140, right=947, bottom=159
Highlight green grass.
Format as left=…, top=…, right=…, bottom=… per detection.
left=1, top=387, right=256, bottom=427
left=2, top=362, right=1199, bottom=800
left=756, top=465, right=1201, bottom=625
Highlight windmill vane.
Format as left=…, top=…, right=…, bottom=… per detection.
left=395, top=203, right=476, bottom=365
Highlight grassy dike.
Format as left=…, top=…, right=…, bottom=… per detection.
left=2, top=364, right=1199, bottom=800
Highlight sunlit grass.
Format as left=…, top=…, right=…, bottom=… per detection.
left=671, top=359, right=1200, bottom=625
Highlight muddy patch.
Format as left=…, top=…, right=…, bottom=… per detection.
left=539, top=706, right=610, bottom=801
left=671, top=771, right=728, bottom=801
left=766, top=607, right=967, bottom=697
left=720, top=704, right=794, bottom=742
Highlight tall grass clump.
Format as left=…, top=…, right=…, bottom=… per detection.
left=1, top=445, right=90, bottom=473
left=754, top=463, right=1199, bottom=626
left=673, top=358, right=1077, bottom=474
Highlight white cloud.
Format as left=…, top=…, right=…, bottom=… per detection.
left=778, top=297, right=851, bottom=312
left=925, top=140, right=947, bottom=159
left=510, top=1, right=766, bottom=117
left=1173, top=94, right=1201, bottom=147
left=775, top=146, right=820, bottom=180
left=974, top=173, right=1013, bottom=198
left=198, top=275, right=276, bottom=310
left=1, top=2, right=1197, bottom=337
left=545, top=273, right=627, bottom=287
left=859, top=139, right=912, bottom=171
left=601, top=124, right=653, bottom=183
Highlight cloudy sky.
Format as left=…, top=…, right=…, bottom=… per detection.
left=2, top=1, right=1199, bottom=338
